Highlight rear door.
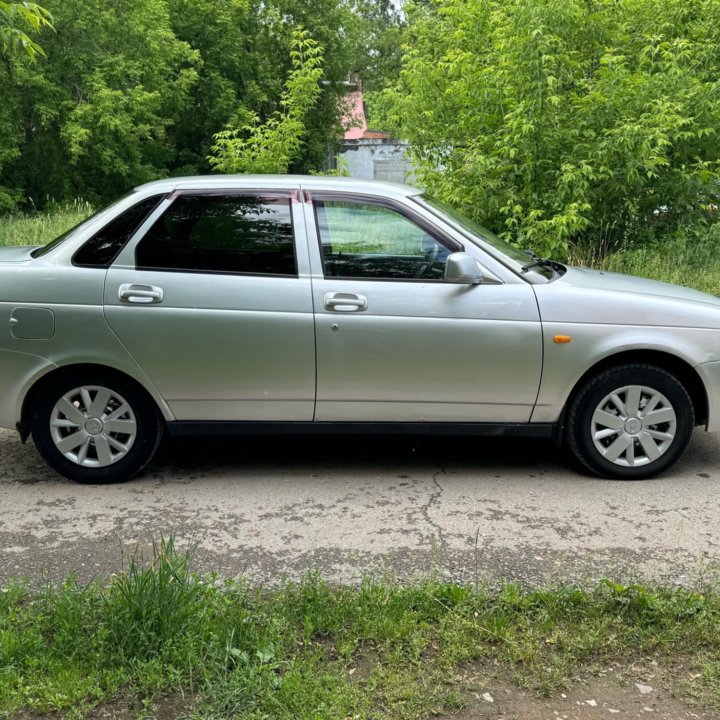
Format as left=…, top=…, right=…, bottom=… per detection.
left=104, top=188, right=315, bottom=421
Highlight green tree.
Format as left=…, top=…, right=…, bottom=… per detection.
left=209, top=28, right=324, bottom=174
left=381, top=0, right=720, bottom=256
left=171, top=0, right=375, bottom=174
left=0, top=0, right=199, bottom=206
left=258, top=0, right=371, bottom=172
left=165, top=0, right=271, bottom=175
left=344, top=0, right=405, bottom=129
left=346, top=0, right=404, bottom=92
left=0, top=2, right=52, bottom=61
left=0, top=0, right=396, bottom=210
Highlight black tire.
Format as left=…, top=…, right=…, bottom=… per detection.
left=566, top=364, right=694, bottom=480
left=31, top=370, right=163, bottom=483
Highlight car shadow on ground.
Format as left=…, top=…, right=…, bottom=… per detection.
left=150, top=430, right=716, bottom=483
left=154, top=433, right=568, bottom=476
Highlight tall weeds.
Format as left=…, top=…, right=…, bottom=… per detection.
left=103, top=535, right=207, bottom=663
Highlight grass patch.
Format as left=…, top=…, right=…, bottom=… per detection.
left=2, top=539, right=720, bottom=718
left=569, top=224, right=720, bottom=296
left=0, top=201, right=94, bottom=248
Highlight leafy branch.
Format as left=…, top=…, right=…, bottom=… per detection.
left=209, top=27, right=324, bottom=174
left=0, top=2, right=53, bottom=62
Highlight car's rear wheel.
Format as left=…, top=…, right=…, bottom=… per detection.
left=31, top=371, right=162, bottom=483
left=566, top=364, right=694, bottom=479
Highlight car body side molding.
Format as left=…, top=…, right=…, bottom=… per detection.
left=166, top=420, right=556, bottom=438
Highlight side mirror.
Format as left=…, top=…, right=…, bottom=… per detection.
left=444, top=252, right=483, bottom=284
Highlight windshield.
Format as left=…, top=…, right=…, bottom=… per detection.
left=414, top=195, right=552, bottom=279
left=32, top=192, right=134, bottom=258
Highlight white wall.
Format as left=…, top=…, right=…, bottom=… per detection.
left=339, top=139, right=416, bottom=184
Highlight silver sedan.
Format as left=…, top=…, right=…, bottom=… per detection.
left=0, top=175, right=718, bottom=482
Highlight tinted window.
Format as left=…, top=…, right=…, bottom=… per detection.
left=136, top=194, right=296, bottom=275
left=314, top=199, right=457, bottom=280
left=72, top=194, right=166, bottom=267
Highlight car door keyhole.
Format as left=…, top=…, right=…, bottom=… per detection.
left=331, top=323, right=339, bottom=332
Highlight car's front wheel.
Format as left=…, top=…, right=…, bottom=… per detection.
left=31, top=371, right=162, bottom=483
left=566, top=364, right=694, bottom=479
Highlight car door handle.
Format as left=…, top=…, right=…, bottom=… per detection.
left=324, top=292, right=368, bottom=312
left=118, top=284, right=164, bottom=304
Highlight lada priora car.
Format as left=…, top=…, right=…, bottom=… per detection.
left=0, top=175, right=718, bottom=482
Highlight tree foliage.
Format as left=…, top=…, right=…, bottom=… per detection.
left=0, top=0, right=199, bottom=208
left=0, top=0, right=400, bottom=211
left=209, top=28, right=324, bottom=174
left=381, top=0, right=720, bottom=256
left=0, top=2, right=52, bottom=61
left=345, top=0, right=404, bottom=93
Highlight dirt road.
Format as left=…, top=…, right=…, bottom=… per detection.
left=1, top=427, right=718, bottom=586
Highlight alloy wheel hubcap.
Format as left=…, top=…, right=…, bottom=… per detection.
left=49, top=386, right=137, bottom=467
left=591, top=385, right=676, bottom=468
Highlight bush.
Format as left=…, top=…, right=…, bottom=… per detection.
left=382, top=0, right=720, bottom=257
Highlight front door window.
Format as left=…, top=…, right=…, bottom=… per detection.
left=314, top=199, right=458, bottom=280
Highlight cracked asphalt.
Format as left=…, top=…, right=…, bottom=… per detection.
left=0, top=427, right=719, bottom=587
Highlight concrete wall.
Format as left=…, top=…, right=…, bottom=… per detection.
left=339, top=138, right=416, bottom=184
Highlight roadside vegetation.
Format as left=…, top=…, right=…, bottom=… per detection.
left=0, top=201, right=92, bottom=249
left=570, top=226, right=720, bottom=296
left=378, top=0, right=720, bottom=262
left=1, top=538, right=720, bottom=718
left=0, top=0, right=402, bottom=212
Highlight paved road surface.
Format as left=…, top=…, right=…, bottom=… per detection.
left=0, top=427, right=718, bottom=587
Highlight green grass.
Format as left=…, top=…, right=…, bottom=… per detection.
left=0, top=201, right=94, bottom=248
left=600, top=242, right=720, bottom=296
left=2, top=538, right=720, bottom=718
left=569, top=225, right=720, bottom=296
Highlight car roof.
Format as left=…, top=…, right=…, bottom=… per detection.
left=133, top=174, right=423, bottom=198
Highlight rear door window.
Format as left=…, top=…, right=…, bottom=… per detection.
left=135, top=193, right=296, bottom=276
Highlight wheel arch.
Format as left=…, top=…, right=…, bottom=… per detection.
left=560, top=350, right=708, bottom=436
left=18, top=363, right=170, bottom=442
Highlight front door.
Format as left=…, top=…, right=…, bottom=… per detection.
left=306, top=194, right=542, bottom=423
left=104, top=190, right=315, bottom=421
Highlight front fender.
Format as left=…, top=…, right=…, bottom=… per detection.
left=532, top=323, right=717, bottom=424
